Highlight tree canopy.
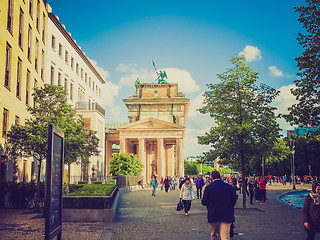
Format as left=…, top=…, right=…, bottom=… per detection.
left=284, top=0, right=320, bottom=126
left=109, top=153, right=144, bottom=176
left=198, top=54, right=280, bottom=209
left=7, top=84, right=100, bottom=183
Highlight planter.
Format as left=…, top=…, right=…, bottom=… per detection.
left=62, top=187, right=118, bottom=223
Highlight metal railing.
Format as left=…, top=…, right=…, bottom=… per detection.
left=75, top=101, right=105, bottom=116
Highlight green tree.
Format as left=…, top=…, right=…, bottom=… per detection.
left=7, top=84, right=100, bottom=207
left=184, top=160, right=198, bottom=176
left=291, top=133, right=320, bottom=177
left=284, top=0, right=320, bottom=126
left=109, top=153, right=144, bottom=176
left=198, top=54, right=280, bottom=210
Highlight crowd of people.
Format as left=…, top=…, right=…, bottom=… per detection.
left=146, top=173, right=320, bottom=240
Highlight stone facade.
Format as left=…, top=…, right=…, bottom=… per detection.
left=106, top=83, right=189, bottom=183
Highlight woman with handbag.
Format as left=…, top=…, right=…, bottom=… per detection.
left=179, top=178, right=195, bottom=216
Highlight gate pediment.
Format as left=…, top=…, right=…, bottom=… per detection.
left=117, top=118, right=185, bottom=130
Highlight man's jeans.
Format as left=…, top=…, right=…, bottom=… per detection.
left=209, top=222, right=231, bottom=240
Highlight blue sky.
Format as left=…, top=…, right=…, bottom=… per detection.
left=47, top=0, right=304, bottom=157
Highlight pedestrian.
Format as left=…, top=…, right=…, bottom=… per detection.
left=150, top=175, right=158, bottom=196
left=196, top=174, right=205, bottom=199
left=202, top=171, right=237, bottom=240
left=259, top=177, right=267, bottom=204
left=248, top=177, right=255, bottom=205
left=160, top=177, right=164, bottom=191
left=164, top=176, right=170, bottom=192
left=179, top=176, right=187, bottom=190
left=254, top=177, right=260, bottom=202
left=179, top=178, right=195, bottom=216
left=303, top=181, right=320, bottom=240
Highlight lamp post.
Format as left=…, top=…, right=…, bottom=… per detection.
left=288, top=140, right=296, bottom=190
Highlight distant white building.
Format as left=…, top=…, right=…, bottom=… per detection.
left=46, top=5, right=105, bottom=183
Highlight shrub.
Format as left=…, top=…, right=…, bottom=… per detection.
left=67, top=182, right=116, bottom=196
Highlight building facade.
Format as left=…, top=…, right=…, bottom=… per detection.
left=106, top=82, right=189, bottom=183
left=0, top=1, right=106, bottom=184
left=0, top=0, right=48, bottom=182
left=46, top=7, right=106, bottom=183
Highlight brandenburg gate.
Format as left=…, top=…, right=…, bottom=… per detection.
left=105, top=78, right=189, bottom=183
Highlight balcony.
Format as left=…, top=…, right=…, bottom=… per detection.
left=75, top=102, right=105, bottom=116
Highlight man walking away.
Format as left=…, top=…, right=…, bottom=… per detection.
left=202, top=171, right=237, bottom=240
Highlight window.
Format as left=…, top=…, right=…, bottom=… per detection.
left=16, top=58, right=22, bottom=99
left=64, top=78, right=68, bottom=92
left=29, top=0, right=33, bottom=18
left=88, top=99, right=91, bottom=110
left=76, top=63, right=79, bottom=75
left=36, top=0, right=40, bottom=31
left=70, top=82, right=73, bottom=100
left=5, top=43, right=11, bottom=89
left=41, top=50, right=44, bottom=80
left=58, top=72, right=62, bottom=86
left=28, top=25, right=32, bottom=60
left=18, top=8, right=24, bottom=49
left=35, top=38, right=39, bottom=71
left=2, top=109, right=9, bottom=137
left=65, top=51, right=68, bottom=64
left=89, top=77, right=91, bottom=87
left=7, top=0, right=13, bottom=33
left=99, top=88, right=101, bottom=98
left=42, top=13, right=45, bottom=43
left=26, top=69, right=30, bottom=105
left=33, top=79, right=37, bottom=107
left=15, top=115, right=20, bottom=125
left=81, top=68, right=83, bottom=80
left=71, top=57, right=74, bottom=69
left=59, top=43, right=62, bottom=57
left=51, top=35, right=56, bottom=50
left=50, top=66, right=55, bottom=85
left=85, top=73, right=87, bottom=84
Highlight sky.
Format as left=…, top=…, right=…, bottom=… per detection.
left=47, top=0, right=304, bottom=157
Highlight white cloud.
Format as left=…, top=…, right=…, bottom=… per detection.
left=107, top=106, right=122, bottom=122
left=164, top=68, right=201, bottom=93
left=272, top=84, right=297, bottom=134
left=115, top=64, right=201, bottom=93
left=102, top=81, right=120, bottom=106
left=268, top=66, right=284, bottom=77
left=89, top=58, right=110, bottom=80
left=239, top=45, right=262, bottom=62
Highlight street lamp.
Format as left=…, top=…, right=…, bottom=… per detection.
left=288, top=140, right=296, bottom=190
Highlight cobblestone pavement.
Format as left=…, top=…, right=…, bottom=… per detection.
left=1, top=184, right=320, bottom=240
left=108, top=184, right=320, bottom=240
left=0, top=209, right=104, bottom=240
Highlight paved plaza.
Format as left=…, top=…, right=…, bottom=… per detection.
left=1, top=183, right=320, bottom=240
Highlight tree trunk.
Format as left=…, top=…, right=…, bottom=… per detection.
left=35, top=159, right=42, bottom=212
left=241, top=150, right=246, bottom=211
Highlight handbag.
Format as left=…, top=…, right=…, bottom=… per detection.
left=176, top=199, right=184, bottom=211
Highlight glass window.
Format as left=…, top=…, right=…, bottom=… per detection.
left=5, top=43, right=11, bottom=89
left=2, top=109, right=9, bottom=137
left=26, top=69, right=30, bottom=105
left=19, top=8, right=24, bottom=48
left=16, top=58, right=22, bottom=99
left=28, top=25, right=32, bottom=60
left=50, top=66, right=55, bottom=85
left=7, top=0, right=13, bottom=33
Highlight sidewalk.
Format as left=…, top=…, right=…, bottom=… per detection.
left=101, top=183, right=319, bottom=240
left=0, top=184, right=318, bottom=240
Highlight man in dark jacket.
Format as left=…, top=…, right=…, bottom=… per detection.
left=202, top=171, right=237, bottom=240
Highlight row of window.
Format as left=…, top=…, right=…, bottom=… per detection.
left=5, top=42, right=39, bottom=103
left=6, top=0, right=46, bottom=80
left=2, top=108, right=20, bottom=138
left=51, top=35, right=102, bottom=98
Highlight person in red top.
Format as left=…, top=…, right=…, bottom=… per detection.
left=258, top=177, right=268, bottom=204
